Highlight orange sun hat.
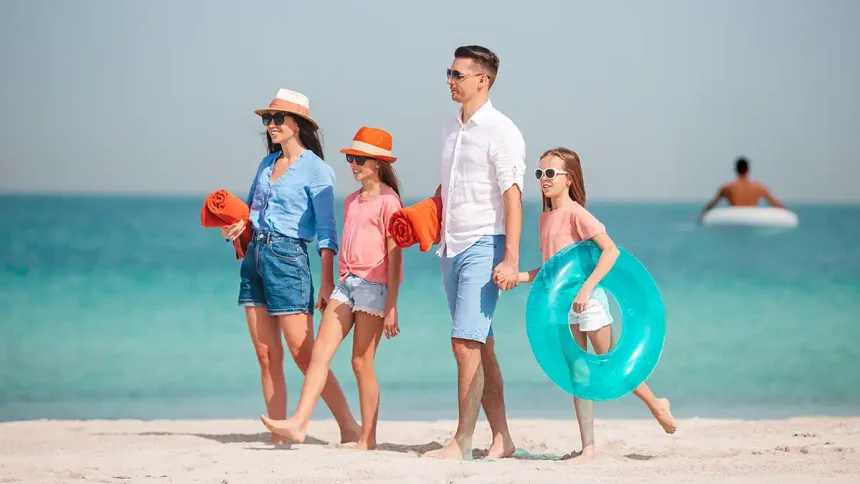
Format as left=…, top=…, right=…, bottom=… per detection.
left=339, top=126, right=397, bottom=163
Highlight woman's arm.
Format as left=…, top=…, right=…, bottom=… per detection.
left=246, top=154, right=273, bottom=207
left=309, top=167, right=338, bottom=310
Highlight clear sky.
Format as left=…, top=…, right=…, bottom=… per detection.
left=1, top=0, right=858, bottom=201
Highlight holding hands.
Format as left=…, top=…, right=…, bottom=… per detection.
left=492, top=259, right=520, bottom=291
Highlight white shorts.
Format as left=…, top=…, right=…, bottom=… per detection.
left=569, top=289, right=613, bottom=332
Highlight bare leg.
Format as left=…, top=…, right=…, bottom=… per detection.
left=425, top=338, right=484, bottom=460
left=590, top=327, right=675, bottom=434
left=350, top=311, right=385, bottom=450
left=278, top=310, right=361, bottom=442
left=480, top=337, right=515, bottom=459
left=261, top=302, right=356, bottom=442
left=245, top=307, right=287, bottom=444
left=567, top=324, right=596, bottom=462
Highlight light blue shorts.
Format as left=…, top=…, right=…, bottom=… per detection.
left=330, top=274, right=388, bottom=318
left=440, top=235, right=505, bottom=343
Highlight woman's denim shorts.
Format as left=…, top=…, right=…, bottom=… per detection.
left=238, top=231, right=314, bottom=315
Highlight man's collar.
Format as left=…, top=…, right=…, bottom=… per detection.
left=455, top=99, right=493, bottom=126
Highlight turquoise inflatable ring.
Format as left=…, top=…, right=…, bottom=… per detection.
left=525, top=240, right=666, bottom=401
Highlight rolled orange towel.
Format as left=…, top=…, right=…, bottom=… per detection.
left=388, top=195, right=442, bottom=252
left=201, top=189, right=252, bottom=259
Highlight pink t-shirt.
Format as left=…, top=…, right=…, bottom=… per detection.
left=338, top=186, right=404, bottom=284
left=539, top=202, right=606, bottom=263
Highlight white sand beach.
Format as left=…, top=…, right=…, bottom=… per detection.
left=2, top=417, right=858, bottom=483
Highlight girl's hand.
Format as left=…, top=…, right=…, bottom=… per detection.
left=220, top=220, right=246, bottom=240
left=517, top=271, right=530, bottom=283
left=316, top=281, right=334, bottom=313
left=572, top=285, right=594, bottom=314
left=384, top=307, right=400, bottom=339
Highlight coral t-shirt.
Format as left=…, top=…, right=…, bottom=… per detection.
left=338, top=186, right=404, bottom=284
left=539, top=202, right=606, bottom=263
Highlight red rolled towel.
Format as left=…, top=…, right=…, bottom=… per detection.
left=388, top=195, right=442, bottom=252
left=201, top=189, right=252, bottom=259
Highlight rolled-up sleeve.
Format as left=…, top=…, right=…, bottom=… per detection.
left=309, top=166, right=339, bottom=255
left=489, top=123, right=526, bottom=195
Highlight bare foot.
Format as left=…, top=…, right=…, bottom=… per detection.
left=565, top=445, right=596, bottom=462
left=340, top=439, right=377, bottom=451
left=340, top=424, right=361, bottom=444
left=260, top=415, right=307, bottom=443
left=270, top=434, right=290, bottom=445
left=651, top=398, right=676, bottom=434
left=424, top=439, right=471, bottom=460
left=484, top=434, right=516, bottom=459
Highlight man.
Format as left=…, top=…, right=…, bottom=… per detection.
left=424, top=45, right=524, bottom=461
left=699, top=156, right=786, bottom=221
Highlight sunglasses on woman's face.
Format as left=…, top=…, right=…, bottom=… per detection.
left=261, top=112, right=288, bottom=126
left=346, top=154, right=375, bottom=166
left=534, top=168, right=568, bottom=180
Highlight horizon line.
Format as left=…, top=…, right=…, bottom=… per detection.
left=1, top=191, right=858, bottom=206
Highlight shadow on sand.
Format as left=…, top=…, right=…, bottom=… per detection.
left=98, top=431, right=328, bottom=446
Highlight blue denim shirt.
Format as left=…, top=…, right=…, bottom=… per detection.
left=246, top=150, right=338, bottom=255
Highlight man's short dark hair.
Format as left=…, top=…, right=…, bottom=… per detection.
left=735, top=157, right=749, bottom=175
left=454, top=45, right=499, bottom=87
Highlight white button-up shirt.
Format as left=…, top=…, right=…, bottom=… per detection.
left=438, top=100, right=526, bottom=258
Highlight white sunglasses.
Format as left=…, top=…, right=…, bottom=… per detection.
left=534, top=168, right=568, bottom=180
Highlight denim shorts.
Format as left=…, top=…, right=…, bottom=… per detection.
left=330, top=274, right=388, bottom=318
left=238, top=231, right=314, bottom=315
left=440, top=235, right=505, bottom=343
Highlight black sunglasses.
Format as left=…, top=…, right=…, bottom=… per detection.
left=261, top=112, right=290, bottom=126
left=446, top=68, right=484, bottom=82
left=346, top=154, right=376, bottom=166
left=534, top=168, right=568, bottom=180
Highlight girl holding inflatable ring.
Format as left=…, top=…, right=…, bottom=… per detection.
left=516, top=147, right=676, bottom=461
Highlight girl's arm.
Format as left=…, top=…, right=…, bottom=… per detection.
left=572, top=233, right=619, bottom=313
left=581, top=233, right=620, bottom=291
left=383, top=237, right=403, bottom=338
left=518, top=267, right=542, bottom=283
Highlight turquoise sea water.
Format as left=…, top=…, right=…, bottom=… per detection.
left=1, top=196, right=859, bottom=422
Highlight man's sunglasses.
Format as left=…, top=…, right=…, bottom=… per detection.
left=534, top=168, right=568, bottom=180
left=446, top=69, right=484, bottom=82
left=346, top=154, right=375, bottom=166
left=261, top=112, right=290, bottom=126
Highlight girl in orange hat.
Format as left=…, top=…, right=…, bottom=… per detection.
left=262, top=127, right=404, bottom=450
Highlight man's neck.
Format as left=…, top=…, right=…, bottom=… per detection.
left=460, top=94, right=489, bottom=125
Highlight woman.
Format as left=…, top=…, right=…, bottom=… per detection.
left=222, top=88, right=360, bottom=444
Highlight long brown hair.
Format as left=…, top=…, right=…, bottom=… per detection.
left=265, top=115, right=325, bottom=160
left=377, top=161, right=402, bottom=198
left=540, top=147, right=586, bottom=211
